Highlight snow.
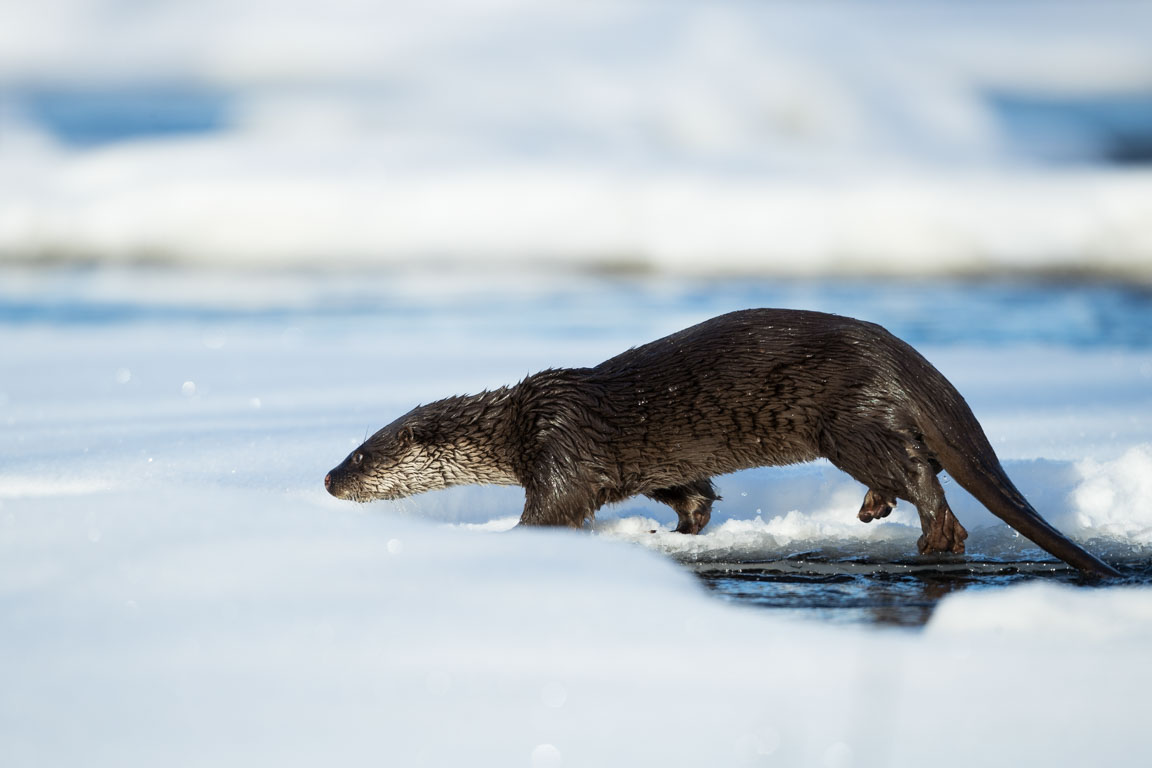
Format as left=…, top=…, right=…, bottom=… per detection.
left=3, top=487, right=1151, bottom=766
left=927, top=581, right=1152, bottom=640
left=4, top=1, right=1152, bottom=760
left=1071, top=445, right=1152, bottom=544
left=3, top=1, right=1152, bottom=275
left=2, top=268, right=1152, bottom=765
left=3, top=124, right=1151, bottom=277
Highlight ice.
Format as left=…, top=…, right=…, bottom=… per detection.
left=3, top=269, right=1152, bottom=765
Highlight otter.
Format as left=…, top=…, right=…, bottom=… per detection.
left=325, top=308, right=1118, bottom=578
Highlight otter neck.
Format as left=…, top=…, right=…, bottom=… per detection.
left=431, top=388, right=520, bottom=487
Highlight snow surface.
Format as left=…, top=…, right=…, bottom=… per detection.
left=5, top=3, right=1152, bottom=761
left=2, top=268, right=1152, bottom=766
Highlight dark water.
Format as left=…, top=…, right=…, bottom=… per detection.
left=9, top=85, right=230, bottom=147
left=988, top=90, right=1152, bottom=164
left=692, top=557, right=1152, bottom=628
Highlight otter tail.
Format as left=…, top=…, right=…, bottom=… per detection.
left=920, top=411, right=1120, bottom=579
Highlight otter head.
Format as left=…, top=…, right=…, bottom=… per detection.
left=324, top=407, right=450, bottom=502
left=324, top=398, right=515, bottom=503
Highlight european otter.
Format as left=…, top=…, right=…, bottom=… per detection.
left=325, top=309, right=1118, bottom=578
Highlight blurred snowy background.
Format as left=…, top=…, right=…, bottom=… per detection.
left=2, top=0, right=1152, bottom=275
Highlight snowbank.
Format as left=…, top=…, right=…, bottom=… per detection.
left=3, top=147, right=1151, bottom=276
left=3, top=1, right=1152, bottom=276
left=1, top=490, right=750, bottom=767
left=600, top=447, right=1152, bottom=565
left=1072, top=445, right=1152, bottom=544
left=4, top=487, right=1152, bottom=767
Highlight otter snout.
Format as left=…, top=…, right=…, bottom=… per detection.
left=324, top=465, right=356, bottom=500
left=324, top=454, right=383, bottom=501
left=324, top=470, right=342, bottom=498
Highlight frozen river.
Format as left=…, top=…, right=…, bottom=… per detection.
left=3, top=267, right=1152, bottom=766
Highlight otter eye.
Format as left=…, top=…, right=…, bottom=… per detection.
left=351, top=452, right=364, bottom=466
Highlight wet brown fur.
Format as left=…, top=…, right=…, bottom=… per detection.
left=325, top=309, right=1118, bottom=577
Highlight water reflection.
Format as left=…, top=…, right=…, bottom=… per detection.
left=691, top=559, right=1151, bottom=628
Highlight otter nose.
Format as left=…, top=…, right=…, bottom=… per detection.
left=324, top=473, right=331, bottom=489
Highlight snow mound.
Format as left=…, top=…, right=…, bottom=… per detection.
left=1071, top=445, right=1152, bottom=544
left=4, top=488, right=1152, bottom=767
left=928, top=581, right=1152, bottom=640
left=586, top=448, right=1152, bottom=563
left=599, top=507, right=921, bottom=563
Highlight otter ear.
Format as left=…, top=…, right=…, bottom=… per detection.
left=397, top=425, right=417, bottom=445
